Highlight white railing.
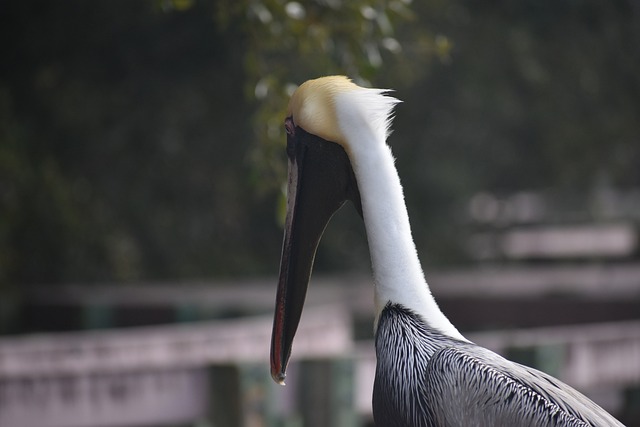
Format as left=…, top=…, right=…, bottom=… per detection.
left=0, top=305, right=351, bottom=377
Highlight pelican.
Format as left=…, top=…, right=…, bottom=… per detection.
left=269, top=76, right=624, bottom=426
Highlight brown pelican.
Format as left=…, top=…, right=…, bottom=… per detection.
left=270, top=76, right=624, bottom=426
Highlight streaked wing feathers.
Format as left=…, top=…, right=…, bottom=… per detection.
left=424, top=346, right=624, bottom=427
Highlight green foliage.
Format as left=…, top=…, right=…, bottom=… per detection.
left=215, top=0, right=415, bottom=196
left=0, top=0, right=417, bottom=287
left=0, top=0, right=638, bottom=288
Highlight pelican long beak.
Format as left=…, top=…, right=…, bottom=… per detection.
left=270, top=123, right=361, bottom=385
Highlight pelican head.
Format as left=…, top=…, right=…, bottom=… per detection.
left=270, top=76, right=406, bottom=385
left=269, top=76, right=367, bottom=384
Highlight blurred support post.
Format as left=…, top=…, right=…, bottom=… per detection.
left=209, top=365, right=242, bottom=427
left=82, top=304, right=113, bottom=329
left=331, top=358, right=358, bottom=427
left=300, top=360, right=331, bottom=427
left=300, top=358, right=358, bottom=427
left=240, top=363, right=282, bottom=427
left=621, top=386, right=640, bottom=425
left=176, top=303, right=199, bottom=323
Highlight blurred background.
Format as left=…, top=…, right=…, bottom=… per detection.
left=1, top=0, right=639, bottom=426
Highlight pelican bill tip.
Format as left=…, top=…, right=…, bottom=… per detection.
left=271, top=370, right=287, bottom=386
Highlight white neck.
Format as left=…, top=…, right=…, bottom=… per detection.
left=334, top=89, right=465, bottom=340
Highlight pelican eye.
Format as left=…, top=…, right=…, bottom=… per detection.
left=284, top=117, right=295, bottom=136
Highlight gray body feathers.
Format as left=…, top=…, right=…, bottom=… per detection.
left=373, top=304, right=624, bottom=427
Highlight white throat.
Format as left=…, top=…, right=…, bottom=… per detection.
left=334, top=88, right=465, bottom=341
